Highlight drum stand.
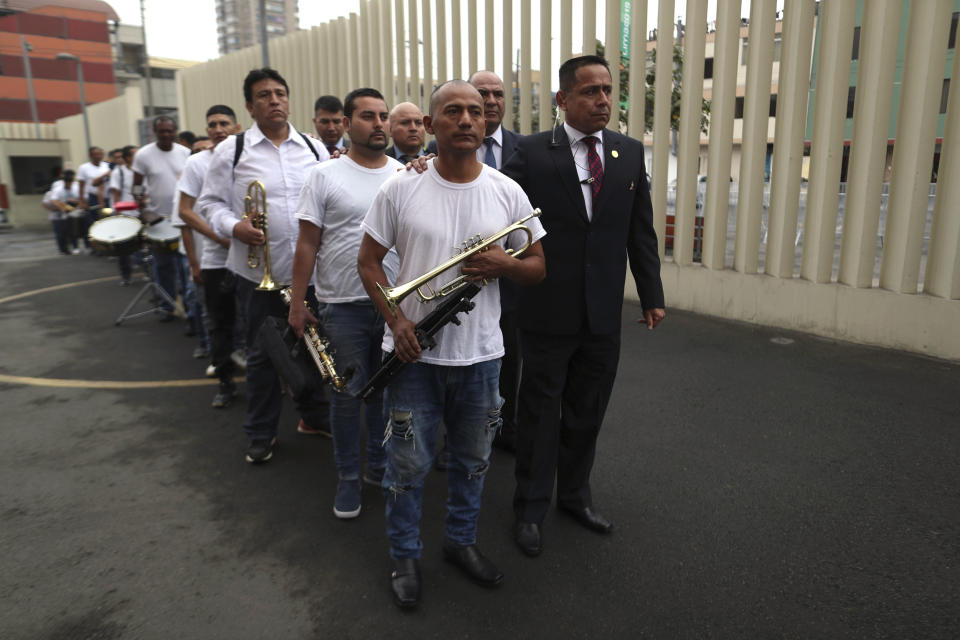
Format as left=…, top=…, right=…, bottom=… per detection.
left=114, top=249, right=184, bottom=326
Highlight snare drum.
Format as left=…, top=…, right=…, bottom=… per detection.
left=88, top=215, right=143, bottom=256
left=142, top=219, right=180, bottom=253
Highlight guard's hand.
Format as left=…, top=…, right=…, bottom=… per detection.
left=639, top=308, right=665, bottom=330
left=287, top=303, right=318, bottom=340
left=330, top=147, right=346, bottom=159
left=388, top=314, right=421, bottom=363
left=401, top=154, right=435, bottom=174
left=461, top=245, right=511, bottom=281
left=189, top=262, right=203, bottom=285
left=234, top=217, right=265, bottom=245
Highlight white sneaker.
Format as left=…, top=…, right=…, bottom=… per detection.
left=205, top=364, right=216, bottom=378
left=230, top=349, right=247, bottom=371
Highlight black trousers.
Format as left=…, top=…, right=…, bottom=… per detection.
left=202, top=268, right=237, bottom=383
left=499, top=307, right=522, bottom=433
left=513, top=328, right=621, bottom=524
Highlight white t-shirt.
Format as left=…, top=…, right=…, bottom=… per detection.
left=131, top=142, right=190, bottom=217
left=172, top=150, right=225, bottom=269
left=76, top=161, right=111, bottom=200
left=361, top=159, right=545, bottom=365
left=296, top=155, right=403, bottom=302
left=109, top=165, right=135, bottom=206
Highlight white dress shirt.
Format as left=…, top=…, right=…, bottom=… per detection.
left=475, top=123, right=504, bottom=169
left=563, top=122, right=605, bottom=221
left=198, top=122, right=330, bottom=285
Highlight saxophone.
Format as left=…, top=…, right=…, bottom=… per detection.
left=279, top=287, right=347, bottom=392
left=242, top=180, right=280, bottom=291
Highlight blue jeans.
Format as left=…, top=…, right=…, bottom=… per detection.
left=383, top=359, right=502, bottom=559
left=236, top=278, right=330, bottom=440
left=151, top=251, right=178, bottom=313
left=316, top=301, right=388, bottom=480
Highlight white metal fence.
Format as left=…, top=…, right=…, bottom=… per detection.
left=177, top=0, right=960, bottom=359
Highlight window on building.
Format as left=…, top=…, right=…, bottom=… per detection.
left=942, top=78, right=950, bottom=114
left=735, top=96, right=744, bottom=118
left=704, top=57, right=714, bottom=79
left=950, top=12, right=958, bottom=48
left=852, top=26, right=860, bottom=60
left=10, top=156, right=63, bottom=195
left=769, top=93, right=777, bottom=117
left=773, top=35, right=782, bottom=61
left=741, top=38, right=748, bottom=65
left=847, top=86, right=856, bottom=118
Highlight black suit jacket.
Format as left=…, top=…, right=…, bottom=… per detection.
left=502, top=127, right=664, bottom=335
left=426, top=126, right=521, bottom=168
left=385, top=145, right=423, bottom=161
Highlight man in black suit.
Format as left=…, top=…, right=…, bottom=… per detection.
left=384, top=102, right=426, bottom=163
left=313, top=95, right=350, bottom=155
left=502, top=55, right=665, bottom=557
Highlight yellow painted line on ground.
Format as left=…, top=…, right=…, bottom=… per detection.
left=0, top=275, right=119, bottom=305
left=0, top=276, right=240, bottom=390
left=0, top=373, right=245, bottom=389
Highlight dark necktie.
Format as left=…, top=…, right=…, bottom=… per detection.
left=399, top=154, right=415, bottom=164
left=326, top=144, right=338, bottom=155
left=583, top=136, right=603, bottom=200
left=483, top=137, right=497, bottom=169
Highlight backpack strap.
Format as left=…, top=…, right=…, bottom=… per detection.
left=232, top=132, right=245, bottom=168
left=298, top=131, right=320, bottom=161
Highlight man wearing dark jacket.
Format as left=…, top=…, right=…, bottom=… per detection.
left=502, top=55, right=665, bottom=557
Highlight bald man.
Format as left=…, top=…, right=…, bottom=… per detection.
left=384, top=102, right=426, bottom=164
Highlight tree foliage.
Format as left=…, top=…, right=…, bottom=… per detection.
left=599, top=40, right=711, bottom=135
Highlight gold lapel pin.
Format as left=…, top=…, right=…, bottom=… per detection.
left=611, top=150, right=619, bottom=158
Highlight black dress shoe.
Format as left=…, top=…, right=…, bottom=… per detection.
left=390, top=558, right=420, bottom=609
left=559, top=505, right=613, bottom=534
left=513, top=521, right=542, bottom=557
left=442, top=542, right=504, bottom=587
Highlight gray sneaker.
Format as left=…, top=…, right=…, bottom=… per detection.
left=245, top=437, right=277, bottom=463
left=212, top=381, right=236, bottom=408
left=333, top=478, right=362, bottom=519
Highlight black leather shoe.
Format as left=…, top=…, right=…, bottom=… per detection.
left=390, top=558, right=420, bottom=609
left=442, top=542, right=504, bottom=587
left=513, top=521, right=542, bottom=557
left=559, top=506, right=613, bottom=534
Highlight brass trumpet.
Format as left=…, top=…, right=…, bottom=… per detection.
left=377, top=208, right=541, bottom=316
left=280, top=288, right=347, bottom=392
left=243, top=180, right=281, bottom=291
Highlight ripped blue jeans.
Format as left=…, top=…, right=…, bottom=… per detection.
left=382, top=358, right=502, bottom=559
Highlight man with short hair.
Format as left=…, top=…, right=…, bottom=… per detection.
left=76, top=146, right=112, bottom=250
left=198, top=68, right=331, bottom=464
left=504, top=55, right=665, bottom=557
left=177, top=131, right=197, bottom=149
left=290, top=88, right=401, bottom=519
left=109, top=144, right=139, bottom=284
left=384, top=102, right=426, bottom=164
left=133, top=115, right=191, bottom=318
left=313, top=95, right=349, bottom=155
left=178, top=105, right=243, bottom=408
left=358, top=79, right=546, bottom=609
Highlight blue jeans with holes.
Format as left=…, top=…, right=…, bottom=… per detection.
left=382, top=358, right=502, bottom=559
left=316, top=301, right=388, bottom=480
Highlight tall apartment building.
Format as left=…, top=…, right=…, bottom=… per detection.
left=216, top=0, right=298, bottom=56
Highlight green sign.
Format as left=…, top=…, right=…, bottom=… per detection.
left=621, top=0, right=632, bottom=60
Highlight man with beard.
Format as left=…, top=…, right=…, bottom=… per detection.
left=289, top=88, right=402, bottom=519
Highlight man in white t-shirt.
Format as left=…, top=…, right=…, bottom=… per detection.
left=177, top=105, right=243, bottom=407
left=358, top=80, right=546, bottom=609
left=289, top=88, right=401, bottom=520
left=132, top=115, right=191, bottom=318
left=108, top=145, right=139, bottom=284
left=46, top=170, right=80, bottom=255
left=76, top=146, right=111, bottom=251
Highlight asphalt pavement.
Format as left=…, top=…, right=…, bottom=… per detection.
left=1, top=230, right=958, bottom=639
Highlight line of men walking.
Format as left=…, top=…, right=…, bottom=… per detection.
left=141, top=56, right=664, bottom=611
